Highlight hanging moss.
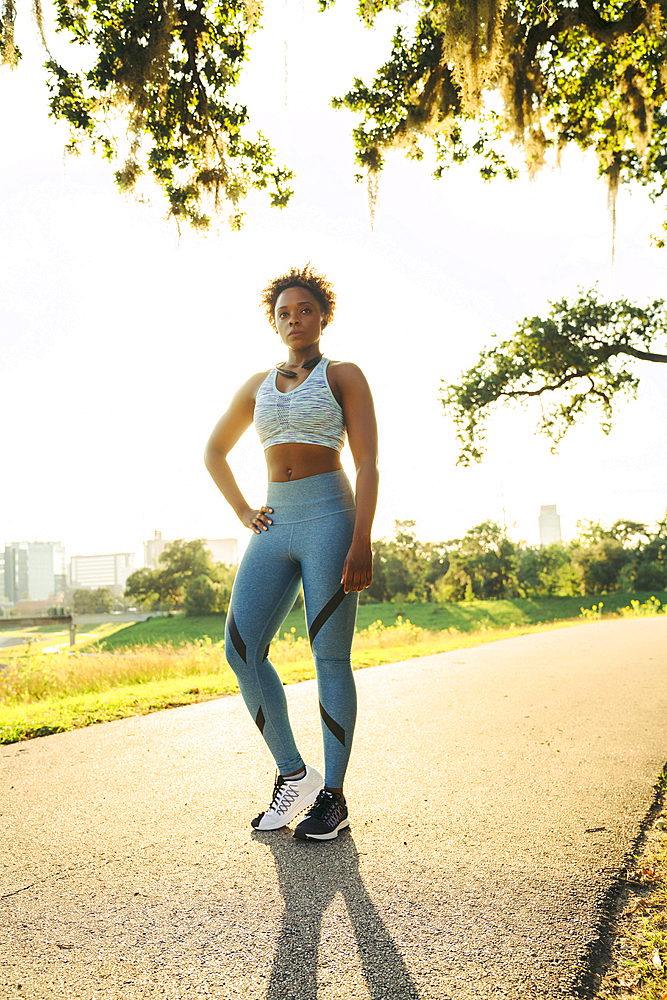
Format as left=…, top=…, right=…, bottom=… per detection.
left=336, top=0, right=667, bottom=239
left=432, top=0, right=509, bottom=113
left=3, top=0, right=667, bottom=231
left=4, top=0, right=293, bottom=229
left=1, top=0, right=18, bottom=67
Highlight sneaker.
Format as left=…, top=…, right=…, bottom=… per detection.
left=293, top=789, right=350, bottom=841
left=251, top=765, right=324, bottom=831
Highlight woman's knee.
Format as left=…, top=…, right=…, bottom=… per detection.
left=225, top=627, right=270, bottom=679
left=312, top=651, right=354, bottom=679
left=224, top=635, right=247, bottom=678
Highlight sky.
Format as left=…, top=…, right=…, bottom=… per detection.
left=2, top=0, right=666, bottom=566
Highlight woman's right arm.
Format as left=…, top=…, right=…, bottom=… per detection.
left=204, top=373, right=274, bottom=535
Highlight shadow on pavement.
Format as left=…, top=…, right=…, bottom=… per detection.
left=253, top=827, right=422, bottom=1000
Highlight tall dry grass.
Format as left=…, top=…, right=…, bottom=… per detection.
left=0, top=618, right=450, bottom=704
left=0, top=639, right=232, bottom=703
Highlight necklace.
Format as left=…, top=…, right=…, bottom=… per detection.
left=275, top=354, right=322, bottom=379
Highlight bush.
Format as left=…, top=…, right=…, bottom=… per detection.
left=184, top=575, right=229, bottom=616
left=72, top=588, right=114, bottom=614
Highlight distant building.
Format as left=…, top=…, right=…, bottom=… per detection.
left=69, top=553, right=135, bottom=594
left=143, top=530, right=168, bottom=568
left=0, top=551, right=9, bottom=614
left=539, top=505, right=562, bottom=547
left=4, top=541, right=66, bottom=603
left=144, top=530, right=238, bottom=568
left=205, top=538, right=239, bottom=566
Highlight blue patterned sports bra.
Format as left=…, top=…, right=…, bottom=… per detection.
left=254, top=358, right=346, bottom=453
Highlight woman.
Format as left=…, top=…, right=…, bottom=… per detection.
left=205, top=265, right=378, bottom=841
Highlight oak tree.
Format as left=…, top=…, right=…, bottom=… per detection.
left=440, top=287, right=667, bottom=464
left=335, top=0, right=667, bottom=238
left=3, top=1, right=667, bottom=230
left=124, top=538, right=234, bottom=610
left=1, top=0, right=292, bottom=228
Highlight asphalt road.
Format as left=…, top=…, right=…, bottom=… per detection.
left=1, top=617, right=667, bottom=1000
left=0, top=637, right=27, bottom=649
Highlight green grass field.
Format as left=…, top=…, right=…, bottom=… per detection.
left=92, top=591, right=667, bottom=651
left=2, top=591, right=664, bottom=744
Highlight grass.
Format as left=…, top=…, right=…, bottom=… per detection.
left=1, top=592, right=665, bottom=745
left=0, top=621, right=129, bottom=653
left=0, top=616, right=581, bottom=744
left=596, top=781, right=667, bottom=1000
left=89, top=592, right=667, bottom=652
left=89, top=614, right=229, bottom=650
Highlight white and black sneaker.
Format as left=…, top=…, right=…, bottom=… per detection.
left=251, top=765, right=324, bottom=831
left=293, top=789, right=350, bottom=841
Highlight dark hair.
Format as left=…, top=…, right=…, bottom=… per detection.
left=260, top=264, right=336, bottom=329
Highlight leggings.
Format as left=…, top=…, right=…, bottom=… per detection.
left=225, top=470, right=359, bottom=788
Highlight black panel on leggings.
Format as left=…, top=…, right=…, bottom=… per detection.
left=227, top=605, right=247, bottom=663
left=308, top=585, right=346, bottom=646
left=319, top=701, right=346, bottom=746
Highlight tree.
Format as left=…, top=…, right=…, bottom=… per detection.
left=124, top=538, right=235, bottom=610
left=335, top=1, right=667, bottom=236
left=570, top=536, right=632, bottom=593
left=1, top=0, right=292, bottom=228
left=366, top=520, right=450, bottom=602
left=72, top=587, right=114, bottom=613
left=4, top=1, right=667, bottom=230
left=614, top=514, right=667, bottom=589
left=516, top=542, right=575, bottom=596
left=124, top=567, right=166, bottom=609
left=435, top=521, right=518, bottom=600
left=184, top=573, right=231, bottom=615
left=440, top=288, right=667, bottom=464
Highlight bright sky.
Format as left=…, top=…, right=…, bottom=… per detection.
left=2, top=0, right=666, bottom=565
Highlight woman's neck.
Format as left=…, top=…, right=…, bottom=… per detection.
left=284, top=345, right=322, bottom=368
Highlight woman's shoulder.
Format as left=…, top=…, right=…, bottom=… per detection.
left=250, top=367, right=273, bottom=387
left=326, top=359, right=366, bottom=376
left=246, top=367, right=274, bottom=391
left=229, top=368, right=273, bottom=405
left=326, top=360, right=370, bottom=385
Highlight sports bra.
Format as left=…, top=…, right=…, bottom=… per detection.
left=254, top=357, right=346, bottom=453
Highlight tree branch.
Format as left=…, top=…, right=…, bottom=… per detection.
left=524, top=0, right=649, bottom=64
left=500, top=370, right=586, bottom=398
left=597, top=343, right=667, bottom=363
left=525, top=9, right=580, bottom=66
left=577, top=0, right=649, bottom=44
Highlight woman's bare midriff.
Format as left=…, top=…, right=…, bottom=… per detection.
left=265, top=443, right=343, bottom=482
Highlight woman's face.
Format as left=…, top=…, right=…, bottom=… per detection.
left=274, top=287, right=325, bottom=350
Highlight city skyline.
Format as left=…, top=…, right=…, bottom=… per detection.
left=0, top=534, right=239, bottom=608
left=3, top=498, right=665, bottom=609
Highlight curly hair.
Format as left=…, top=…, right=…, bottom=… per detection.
left=260, top=264, right=336, bottom=329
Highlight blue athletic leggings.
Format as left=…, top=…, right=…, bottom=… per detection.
left=225, top=470, right=359, bottom=788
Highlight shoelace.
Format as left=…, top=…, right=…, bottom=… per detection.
left=268, top=776, right=301, bottom=817
left=306, top=790, right=343, bottom=822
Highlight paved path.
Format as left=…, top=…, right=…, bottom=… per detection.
left=1, top=618, right=667, bottom=999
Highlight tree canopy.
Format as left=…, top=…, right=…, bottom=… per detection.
left=1, top=0, right=293, bottom=228
left=2, top=0, right=667, bottom=229
left=72, top=587, right=114, bottom=614
left=336, top=0, right=667, bottom=236
left=124, top=538, right=235, bottom=613
left=365, top=519, right=450, bottom=602
left=441, top=287, right=667, bottom=464
left=367, top=513, right=667, bottom=602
